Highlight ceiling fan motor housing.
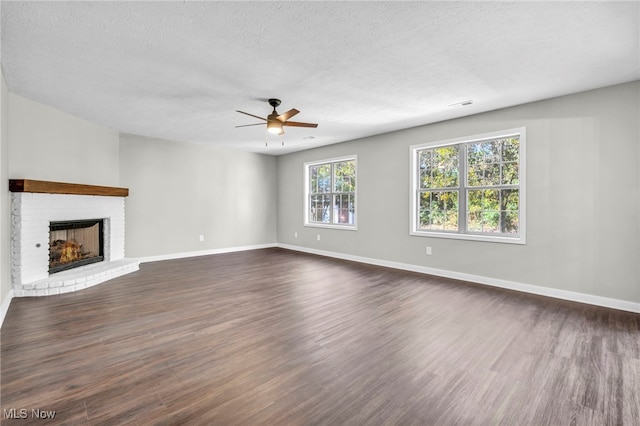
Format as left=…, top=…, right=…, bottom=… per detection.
left=268, top=98, right=282, bottom=125
left=268, top=98, right=281, bottom=109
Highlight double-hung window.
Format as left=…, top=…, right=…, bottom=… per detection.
left=305, top=156, right=357, bottom=229
left=410, top=128, right=525, bottom=243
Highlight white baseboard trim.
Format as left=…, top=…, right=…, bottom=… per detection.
left=0, top=288, right=15, bottom=330
left=138, top=243, right=278, bottom=264
left=277, top=243, right=640, bottom=314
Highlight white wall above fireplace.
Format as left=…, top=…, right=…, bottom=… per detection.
left=11, top=191, right=139, bottom=296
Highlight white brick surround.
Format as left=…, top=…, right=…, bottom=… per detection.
left=11, top=192, right=139, bottom=296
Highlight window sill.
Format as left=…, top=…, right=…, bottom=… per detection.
left=304, top=223, right=358, bottom=231
left=410, top=230, right=525, bottom=245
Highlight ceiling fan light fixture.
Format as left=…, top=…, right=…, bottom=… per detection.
left=267, top=119, right=283, bottom=135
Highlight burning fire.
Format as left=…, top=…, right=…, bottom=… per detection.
left=59, top=240, right=82, bottom=263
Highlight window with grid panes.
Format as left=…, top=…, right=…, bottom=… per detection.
left=305, top=156, right=357, bottom=229
left=410, top=129, right=525, bottom=243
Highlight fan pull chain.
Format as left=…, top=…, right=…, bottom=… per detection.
left=263, top=138, right=285, bottom=148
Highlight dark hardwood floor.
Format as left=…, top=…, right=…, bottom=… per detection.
left=1, top=248, right=639, bottom=425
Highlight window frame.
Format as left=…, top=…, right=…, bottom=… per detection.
left=410, top=128, right=526, bottom=244
left=304, top=155, right=358, bottom=230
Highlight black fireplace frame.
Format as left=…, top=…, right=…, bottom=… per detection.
left=49, top=219, right=105, bottom=274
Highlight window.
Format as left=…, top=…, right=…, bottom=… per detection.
left=305, top=156, right=357, bottom=229
left=410, top=128, right=525, bottom=244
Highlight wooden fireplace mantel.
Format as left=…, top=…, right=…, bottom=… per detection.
left=9, top=179, right=129, bottom=197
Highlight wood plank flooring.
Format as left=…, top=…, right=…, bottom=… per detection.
left=1, top=248, right=639, bottom=425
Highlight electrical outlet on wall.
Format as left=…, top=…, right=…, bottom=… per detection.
left=426, top=246, right=432, bottom=255
left=199, top=235, right=205, bottom=242
left=294, top=232, right=298, bottom=238
left=317, top=234, right=321, bottom=241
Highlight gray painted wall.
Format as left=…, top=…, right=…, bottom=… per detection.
left=7, top=93, right=120, bottom=186
left=1, top=69, right=10, bottom=315
left=119, top=134, right=277, bottom=258
left=277, top=82, right=640, bottom=304
left=3, top=92, right=277, bottom=263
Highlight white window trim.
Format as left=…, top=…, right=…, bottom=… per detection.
left=409, top=128, right=526, bottom=244
left=304, top=155, right=358, bottom=230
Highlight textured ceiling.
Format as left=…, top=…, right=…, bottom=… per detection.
left=1, top=1, right=639, bottom=155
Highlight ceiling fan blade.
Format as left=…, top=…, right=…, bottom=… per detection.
left=277, top=108, right=300, bottom=122
left=236, top=110, right=267, bottom=121
left=235, top=123, right=265, bottom=128
left=282, top=121, right=318, bottom=128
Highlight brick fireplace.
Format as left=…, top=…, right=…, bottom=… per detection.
left=10, top=179, right=140, bottom=296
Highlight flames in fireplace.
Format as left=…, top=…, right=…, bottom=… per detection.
left=51, top=239, right=83, bottom=264
left=49, top=220, right=104, bottom=273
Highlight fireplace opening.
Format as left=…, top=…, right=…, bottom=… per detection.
left=49, top=219, right=104, bottom=274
